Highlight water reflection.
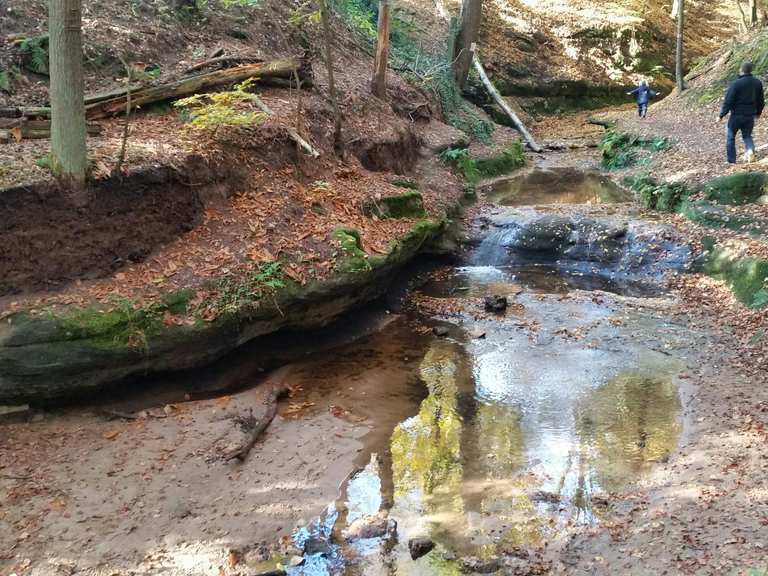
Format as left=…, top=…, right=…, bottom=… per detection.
left=488, top=168, right=631, bottom=206
left=387, top=338, right=682, bottom=561
left=420, top=265, right=656, bottom=298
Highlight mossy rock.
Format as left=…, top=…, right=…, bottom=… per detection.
left=474, top=143, right=526, bottom=179
left=362, top=191, right=427, bottom=220
left=703, top=242, right=768, bottom=308
left=702, top=172, right=768, bottom=206
left=333, top=227, right=372, bottom=273
left=681, top=199, right=765, bottom=234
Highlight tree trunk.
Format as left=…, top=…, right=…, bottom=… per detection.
left=371, top=0, right=391, bottom=99
left=48, top=0, right=87, bottom=189
left=750, top=0, right=759, bottom=25
left=675, top=0, right=685, bottom=93
left=473, top=54, right=541, bottom=152
left=736, top=0, right=750, bottom=31
left=452, top=0, right=483, bottom=88
left=318, top=0, right=343, bottom=155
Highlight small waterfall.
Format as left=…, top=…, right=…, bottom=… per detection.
left=471, top=226, right=521, bottom=266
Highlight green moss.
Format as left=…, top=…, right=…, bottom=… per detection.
left=391, top=177, right=419, bottom=190
left=702, top=172, right=768, bottom=205
left=46, top=292, right=192, bottom=350
left=475, top=142, right=526, bottom=179
left=625, top=175, right=689, bottom=212
left=441, top=144, right=525, bottom=187
left=703, top=244, right=768, bottom=308
left=333, top=227, right=371, bottom=273
left=681, top=199, right=760, bottom=233
left=363, top=191, right=427, bottom=219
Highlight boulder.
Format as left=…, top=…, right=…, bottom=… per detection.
left=408, top=537, right=435, bottom=560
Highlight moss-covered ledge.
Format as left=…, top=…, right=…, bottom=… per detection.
left=625, top=172, right=768, bottom=309
left=0, top=217, right=450, bottom=404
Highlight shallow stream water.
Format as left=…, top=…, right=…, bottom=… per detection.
left=274, top=169, right=688, bottom=575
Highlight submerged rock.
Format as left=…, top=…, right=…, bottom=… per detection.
left=342, top=511, right=395, bottom=541
left=460, top=555, right=502, bottom=573
left=408, top=537, right=435, bottom=560
left=484, top=295, right=509, bottom=313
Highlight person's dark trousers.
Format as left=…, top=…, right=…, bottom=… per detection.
left=638, top=103, right=648, bottom=118
left=726, top=115, right=756, bottom=163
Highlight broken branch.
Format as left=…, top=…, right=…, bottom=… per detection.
left=224, top=384, right=290, bottom=462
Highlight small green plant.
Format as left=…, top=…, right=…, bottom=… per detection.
left=173, top=77, right=267, bottom=130
left=625, top=174, right=689, bottom=212
left=441, top=147, right=480, bottom=185
left=213, top=261, right=286, bottom=316
left=15, top=35, right=49, bottom=75
left=600, top=129, right=671, bottom=169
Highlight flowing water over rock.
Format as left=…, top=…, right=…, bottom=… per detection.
left=275, top=168, right=693, bottom=575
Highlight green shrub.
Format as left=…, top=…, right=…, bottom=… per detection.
left=600, top=129, right=671, bottom=169
left=173, top=78, right=267, bottom=130
left=625, top=174, right=689, bottom=212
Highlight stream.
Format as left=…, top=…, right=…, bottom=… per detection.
left=259, top=167, right=693, bottom=575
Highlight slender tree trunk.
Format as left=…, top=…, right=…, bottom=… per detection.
left=675, top=0, right=685, bottom=93
left=736, top=0, right=750, bottom=31
left=318, top=0, right=343, bottom=155
left=452, top=0, right=483, bottom=88
left=750, top=0, right=759, bottom=25
left=49, top=0, right=87, bottom=189
left=371, top=0, right=391, bottom=99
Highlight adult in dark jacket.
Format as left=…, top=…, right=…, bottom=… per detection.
left=627, top=80, right=658, bottom=118
left=719, top=61, right=765, bottom=164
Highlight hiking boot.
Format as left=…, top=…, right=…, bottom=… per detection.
left=747, top=149, right=756, bottom=163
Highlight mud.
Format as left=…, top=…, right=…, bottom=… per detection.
left=0, top=166, right=216, bottom=296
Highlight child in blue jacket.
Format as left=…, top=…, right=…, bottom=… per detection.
left=628, top=80, right=659, bottom=118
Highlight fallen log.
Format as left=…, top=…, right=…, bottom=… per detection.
left=472, top=53, right=542, bottom=153
left=223, top=383, right=289, bottom=462
left=0, top=118, right=102, bottom=131
left=0, top=123, right=102, bottom=143
left=86, top=58, right=307, bottom=119
left=252, top=95, right=320, bottom=158
left=587, top=117, right=616, bottom=128
left=184, top=53, right=265, bottom=74
left=0, top=106, right=52, bottom=119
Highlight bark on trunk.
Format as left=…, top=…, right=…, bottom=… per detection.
left=473, top=54, right=541, bottom=152
left=48, top=0, right=88, bottom=189
left=453, top=0, right=483, bottom=88
left=675, top=0, right=685, bottom=93
left=371, top=0, right=391, bottom=99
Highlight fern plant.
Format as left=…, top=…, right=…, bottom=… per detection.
left=16, top=35, right=49, bottom=75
